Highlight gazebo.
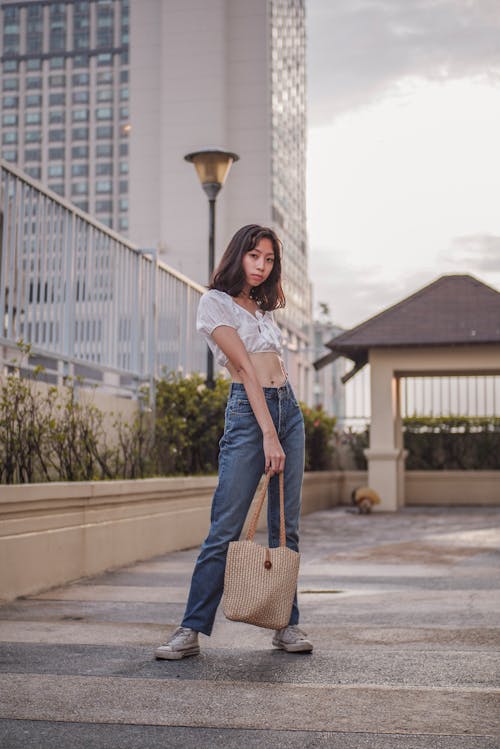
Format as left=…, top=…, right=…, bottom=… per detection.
left=315, top=275, right=500, bottom=511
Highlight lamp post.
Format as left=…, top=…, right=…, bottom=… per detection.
left=184, top=148, right=239, bottom=387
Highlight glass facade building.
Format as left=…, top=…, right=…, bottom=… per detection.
left=0, top=0, right=129, bottom=232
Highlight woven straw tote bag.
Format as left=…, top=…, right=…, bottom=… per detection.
left=223, top=472, right=300, bottom=630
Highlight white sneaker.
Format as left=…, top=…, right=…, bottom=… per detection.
left=155, top=627, right=200, bottom=660
left=272, top=625, right=313, bottom=653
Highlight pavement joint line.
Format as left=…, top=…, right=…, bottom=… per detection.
left=1, top=671, right=498, bottom=694
left=1, top=718, right=497, bottom=741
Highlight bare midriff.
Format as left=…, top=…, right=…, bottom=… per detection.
left=226, top=351, right=287, bottom=388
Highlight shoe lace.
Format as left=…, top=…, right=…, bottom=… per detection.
left=170, top=626, right=195, bottom=644
left=284, top=625, right=307, bottom=638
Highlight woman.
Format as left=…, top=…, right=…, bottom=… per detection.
left=155, top=224, right=313, bottom=659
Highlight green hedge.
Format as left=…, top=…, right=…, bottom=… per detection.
left=403, top=417, right=500, bottom=470
left=337, top=418, right=500, bottom=471
left=0, top=369, right=338, bottom=483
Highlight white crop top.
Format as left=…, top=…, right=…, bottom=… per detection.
left=196, top=289, right=283, bottom=367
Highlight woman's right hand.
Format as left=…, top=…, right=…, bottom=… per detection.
left=263, top=432, right=286, bottom=475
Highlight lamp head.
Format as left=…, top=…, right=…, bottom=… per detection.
left=184, top=148, right=240, bottom=199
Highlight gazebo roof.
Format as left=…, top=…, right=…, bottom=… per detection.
left=314, top=274, right=500, bottom=373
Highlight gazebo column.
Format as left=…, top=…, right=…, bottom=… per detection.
left=364, top=351, right=405, bottom=511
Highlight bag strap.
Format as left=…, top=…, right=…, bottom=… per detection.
left=245, top=472, right=286, bottom=547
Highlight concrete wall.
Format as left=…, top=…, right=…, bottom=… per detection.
left=2, top=469, right=498, bottom=602
left=0, top=471, right=345, bottom=602
left=406, top=471, right=500, bottom=506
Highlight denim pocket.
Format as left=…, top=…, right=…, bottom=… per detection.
left=229, top=397, right=254, bottom=416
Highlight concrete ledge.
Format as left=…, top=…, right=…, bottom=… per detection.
left=406, top=470, right=500, bottom=506
left=2, top=469, right=498, bottom=601
left=0, top=471, right=345, bottom=602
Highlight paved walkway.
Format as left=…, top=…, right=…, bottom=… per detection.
left=0, top=505, right=499, bottom=748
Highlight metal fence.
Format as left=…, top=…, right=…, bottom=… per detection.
left=0, top=160, right=205, bottom=397
left=338, top=364, right=500, bottom=429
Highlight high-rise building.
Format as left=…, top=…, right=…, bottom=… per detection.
left=1, top=0, right=130, bottom=232
left=1, top=0, right=312, bottom=397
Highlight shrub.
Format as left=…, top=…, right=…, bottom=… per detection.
left=154, top=373, right=229, bottom=475
left=301, top=404, right=337, bottom=470
left=403, top=417, right=500, bottom=470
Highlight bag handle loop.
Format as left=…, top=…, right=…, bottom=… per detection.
left=245, top=472, right=286, bottom=547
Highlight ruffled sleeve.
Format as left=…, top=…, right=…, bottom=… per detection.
left=196, top=290, right=237, bottom=338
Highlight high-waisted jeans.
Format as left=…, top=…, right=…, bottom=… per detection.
left=181, top=380, right=305, bottom=635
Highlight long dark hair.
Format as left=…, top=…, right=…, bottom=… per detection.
left=210, top=224, right=286, bottom=311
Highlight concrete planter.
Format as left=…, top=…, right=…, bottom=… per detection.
left=0, top=471, right=348, bottom=602
left=1, top=469, right=498, bottom=602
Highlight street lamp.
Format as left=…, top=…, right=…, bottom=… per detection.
left=184, top=147, right=239, bottom=387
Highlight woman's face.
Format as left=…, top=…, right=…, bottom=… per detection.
left=242, top=237, right=275, bottom=291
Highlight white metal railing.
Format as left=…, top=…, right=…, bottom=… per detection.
left=0, top=160, right=206, bottom=396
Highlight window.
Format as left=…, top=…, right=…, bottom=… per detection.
left=72, top=73, right=90, bottom=87
left=49, top=129, right=66, bottom=142
left=25, top=148, right=42, bottom=162
left=96, top=107, right=113, bottom=120
left=119, top=161, right=128, bottom=174
left=71, top=163, right=88, bottom=177
left=74, top=31, right=90, bottom=50
left=120, top=70, right=129, bottom=84
left=119, top=180, right=128, bottom=194
left=2, top=131, right=18, bottom=145
left=25, top=130, right=42, bottom=143
left=2, top=96, right=19, bottom=108
left=2, top=149, right=17, bottom=162
left=119, top=216, right=129, bottom=231
left=100, top=216, right=113, bottom=229
left=119, top=106, right=129, bottom=120
left=72, top=145, right=89, bottom=159
left=96, top=162, right=112, bottom=176
left=3, top=33, right=20, bottom=55
left=96, top=143, right=113, bottom=158
left=49, top=147, right=65, bottom=160
left=96, top=125, right=113, bottom=139
left=119, top=143, right=128, bottom=156
left=121, top=51, right=129, bottom=65
left=73, top=200, right=89, bottom=212
left=97, top=89, right=113, bottom=102
left=73, top=90, right=89, bottom=104
left=25, top=166, right=42, bottom=180
left=72, top=108, right=89, bottom=122
left=96, top=200, right=113, bottom=212
left=119, top=198, right=128, bottom=212
left=96, top=180, right=112, bottom=193
left=73, top=54, right=89, bottom=68
left=26, top=59, right=42, bottom=71
left=49, top=93, right=66, bottom=106
left=120, top=87, right=129, bottom=101
left=49, top=110, right=65, bottom=124
left=97, top=71, right=113, bottom=85
left=49, top=6, right=66, bottom=53
left=26, top=77, right=42, bottom=89
left=25, top=111, right=42, bottom=126
left=49, top=183, right=65, bottom=196
left=50, top=57, right=65, bottom=70
left=49, top=74, right=66, bottom=87
left=48, top=164, right=64, bottom=178
left=72, top=182, right=88, bottom=195
left=26, top=95, right=42, bottom=107
left=72, top=127, right=89, bottom=140
left=97, top=53, right=112, bottom=66
left=2, top=113, right=18, bottom=126
left=3, top=60, right=19, bottom=73
left=3, top=78, right=19, bottom=91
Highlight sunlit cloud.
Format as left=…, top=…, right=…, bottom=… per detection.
left=308, top=0, right=500, bottom=125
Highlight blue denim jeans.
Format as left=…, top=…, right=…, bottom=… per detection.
left=181, top=380, right=305, bottom=635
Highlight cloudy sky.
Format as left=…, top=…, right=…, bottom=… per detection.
left=306, top=0, right=500, bottom=328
